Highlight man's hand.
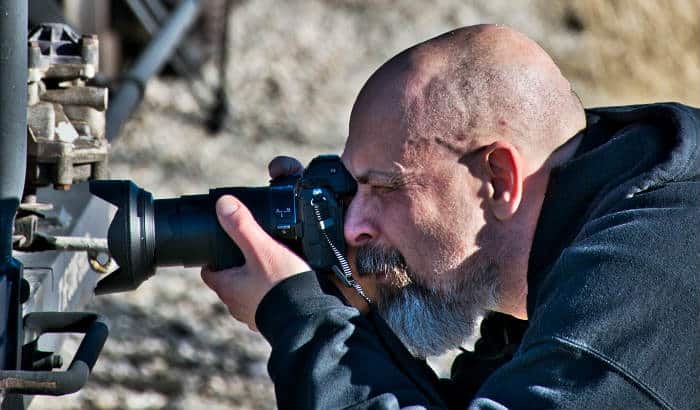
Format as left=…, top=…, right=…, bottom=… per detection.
left=201, top=194, right=311, bottom=331
left=267, top=157, right=375, bottom=313
left=202, top=155, right=374, bottom=329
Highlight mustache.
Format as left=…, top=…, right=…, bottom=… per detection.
left=355, top=245, right=408, bottom=278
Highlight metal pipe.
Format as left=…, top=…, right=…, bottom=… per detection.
left=0, top=313, right=109, bottom=396
left=130, top=0, right=211, bottom=101
left=106, top=0, right=200, bottom=140
left=35, top=234, right=109, bottom=252
left=0, top=0, right=27, bottom=378
left=125, top=0, right=211, bottom=110
left=0, top=0, right=28, bottom=261
left=143, top=0, right=202, bottom=69
left=125, top=0, right=162, bottom=34
left=41, top=87, right=109, bottom=111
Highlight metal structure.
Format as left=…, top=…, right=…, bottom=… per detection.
left=0, top=0, right=217, bottom=407
left=0, top=0, right=29, bottom=380
left=0, top=0, right=30, bottom=407
left=121, top=0, right=232, bottom=133
left=106, top=0, right=200, bottom=139
left=0, top=2, right=111, bottom=407
left=25, top=24, right=109, bottom=192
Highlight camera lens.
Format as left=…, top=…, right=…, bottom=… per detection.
left=153, top=195, right=223, bottom=267
left=88, top=180, right=156, bottom=294
left=89, top=155, right=352, bottom=295
left=89, top=180, right=296, bottom=294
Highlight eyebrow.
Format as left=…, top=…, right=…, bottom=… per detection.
left=355, top=169, right=414, bottom=186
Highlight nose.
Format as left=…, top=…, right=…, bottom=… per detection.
left=343, top=191, right=378, bottom=247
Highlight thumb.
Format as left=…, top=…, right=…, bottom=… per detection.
left=215, top=195, right=271, bottom=259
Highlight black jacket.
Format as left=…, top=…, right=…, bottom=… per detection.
left=255, top=103, right=700, bottom=409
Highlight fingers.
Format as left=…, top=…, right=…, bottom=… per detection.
left=268, top=156, right=304, bottom=179
left=200, top=266, right=259, bottom=332
left=215, top=195, right=272, bottom=260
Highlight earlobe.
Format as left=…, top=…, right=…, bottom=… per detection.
left=484, top=142, right=523, bottom=221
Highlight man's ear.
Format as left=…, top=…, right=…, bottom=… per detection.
left=482, top=141, right=523, bottom=221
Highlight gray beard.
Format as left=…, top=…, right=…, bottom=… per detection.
left=356, top=245, right=498, bottom=358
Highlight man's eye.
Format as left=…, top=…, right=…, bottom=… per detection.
left=371, top=185, right=397, bottom=193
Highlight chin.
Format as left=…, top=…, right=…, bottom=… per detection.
left=376, top=281, right=485, bottom=358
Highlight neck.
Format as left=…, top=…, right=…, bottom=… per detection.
left=494, top=131, right=584, bottom=320
left=544, top=129, right=585, bottom=169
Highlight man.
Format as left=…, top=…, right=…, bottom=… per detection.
left=201, top=24, right=700, bottom=409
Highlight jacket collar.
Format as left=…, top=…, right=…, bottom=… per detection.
left=525, top=103, right=698, bottom=315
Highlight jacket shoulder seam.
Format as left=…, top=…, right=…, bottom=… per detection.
left=552, top=336, right=674, bottom=410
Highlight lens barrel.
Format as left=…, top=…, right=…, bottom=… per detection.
left=153, top=187, right=282, bottom=270
left=153, top=195, right=221, bottom=267
left=89, top=181, right=295, bottom=294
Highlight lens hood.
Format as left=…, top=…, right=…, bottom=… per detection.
left=89, top=180, right=156, bottom=294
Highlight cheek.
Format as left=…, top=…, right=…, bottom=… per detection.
left=401, top=177, right=484, bottom=277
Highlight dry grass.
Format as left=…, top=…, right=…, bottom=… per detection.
left=540, top=0, right=699, bottom=106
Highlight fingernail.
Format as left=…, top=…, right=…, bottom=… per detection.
left=217, top=196, right=239, bottom=216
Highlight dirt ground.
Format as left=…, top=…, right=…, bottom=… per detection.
left=32, top=1, right=698, bottom=409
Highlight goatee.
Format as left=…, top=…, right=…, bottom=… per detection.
left=355, top=245, right=496, bottom=358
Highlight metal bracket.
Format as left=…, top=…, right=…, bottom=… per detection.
left=0, top=312, right=108, bottom=396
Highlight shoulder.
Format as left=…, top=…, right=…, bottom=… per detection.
left=523, top=181, right=700, bottom=409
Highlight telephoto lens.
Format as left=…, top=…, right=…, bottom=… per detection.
left=89, top=155, right=355, bottom=295
left=89, top=181, right=295, bottom=295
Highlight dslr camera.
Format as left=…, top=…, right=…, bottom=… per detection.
left=89, top=155, right=356, bottom=294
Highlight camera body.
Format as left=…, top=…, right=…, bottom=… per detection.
left=89, top=155, right=356, bottom=294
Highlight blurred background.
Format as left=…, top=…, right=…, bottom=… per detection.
left=30, top=0, right=698, bottom=408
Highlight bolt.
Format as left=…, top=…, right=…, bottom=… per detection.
left=81, top=34, right=99, bottom=74
left=95, top=252, right=110, bottom=266
left=33, top=354, right=63, bottom=371
left=51, top=355, right=63, bottom=369
left=28, top=40, right=43, bottom=72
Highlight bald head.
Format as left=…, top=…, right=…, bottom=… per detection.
left=348, top=25, right=585, bottom=165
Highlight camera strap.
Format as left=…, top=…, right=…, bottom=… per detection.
left=310, top=196, right=372, bottom=305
